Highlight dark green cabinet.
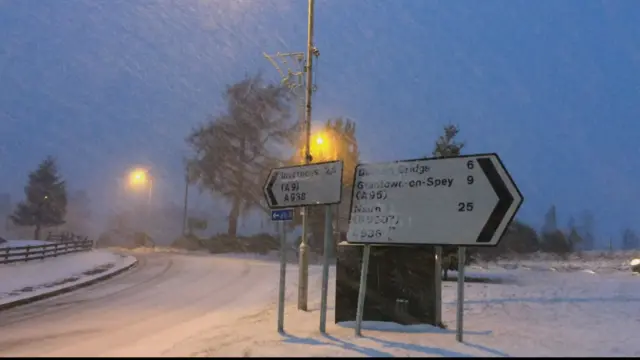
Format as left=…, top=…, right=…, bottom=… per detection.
left=335, top=244, right=437, bottom=326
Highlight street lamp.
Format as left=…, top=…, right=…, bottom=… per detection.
left=309, top=131, right=337, bottom=162
left=125, top=167, right=155, bottom=243
left=127, top=167, right=153, bottom=207
left=311, top=133, right=326, bottom=161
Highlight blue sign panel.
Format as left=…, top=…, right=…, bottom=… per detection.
left=271, top=208, right=294, bottom=222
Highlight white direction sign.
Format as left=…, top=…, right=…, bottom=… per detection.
left=264, top=160, right=343, bottom=209
left=346, top=153, right=523, bottom=247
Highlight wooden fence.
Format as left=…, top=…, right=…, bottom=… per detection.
left=1, top=240, right=94, bottom=265
left=46, top=231, right=89, bottom=243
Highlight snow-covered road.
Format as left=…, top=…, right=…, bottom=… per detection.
left=1, top=251, right=638, bottom=357
left=0, top=252, right=296, bottom=357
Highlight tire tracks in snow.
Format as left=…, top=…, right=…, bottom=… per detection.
left=0, top=254, right=174, bottom=327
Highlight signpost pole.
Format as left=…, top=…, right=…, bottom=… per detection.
left=298, top=213, right=309, bottom=311
left=264, top=160, right=343, bottom=324
left=434, top=245, right=443, bottom=326
left=277, top=218, right=288, bottom=334
left=319, top=205, right=333, bottom=333
left=355, top=245, right=371, bottom=337
left=456, top=246, right=466, bottom=342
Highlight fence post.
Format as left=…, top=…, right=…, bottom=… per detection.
left=54, top=243, right=59, bottom=257
left=25, top=246, right=30, bottom=262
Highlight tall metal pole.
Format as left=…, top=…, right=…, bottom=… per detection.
left=298, top=0, right=316, bottom=312
left=263, top=0, right=318, bottom=312
left=181, top=174, right=189, bottom=236
left=146, top=177, right=153, bottom=243
left=147, top=178, right=153, bottom=219
left=147, top=178, right=153, bottom=208
left=355, top=245, right=371, bottom=337
left=319, top=205, right=332, bottom=332
left=456, top=246, right=466, bottom=342
left=434, top=246, right=443, bottom=326
left=277, top=220, right=287, bottom=333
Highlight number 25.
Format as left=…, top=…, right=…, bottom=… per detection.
left=458, top=202, right=474, bottom=212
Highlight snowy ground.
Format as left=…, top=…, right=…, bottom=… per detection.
left=183, top=260, right=640, bottom=358
left=473, top=251, right=640, bottom=275
left=0, top=250, right=136, bottom=307
left=0, top=250, right=638, bottom=357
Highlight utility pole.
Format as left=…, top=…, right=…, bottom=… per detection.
left=146, top=176, right=154, bottom=237
left=181, top=174, right=189, bottom=236
left=263, top=0, right=318, bottom=311
left=299, top=0, right=316, bottom=313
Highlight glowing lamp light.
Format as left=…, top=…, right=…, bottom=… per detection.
left=128, top=168, right=150, bottom=187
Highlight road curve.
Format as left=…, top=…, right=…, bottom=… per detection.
left=0, top=251, right=289, bottom=357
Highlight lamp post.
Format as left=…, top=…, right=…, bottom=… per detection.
left=128, top=168, right=153, bottom=206
left=181, top=173, right=189, bottom=236
left=127, top=168, right=154, bottom=235
left=263, top=0, right=318, bottom=311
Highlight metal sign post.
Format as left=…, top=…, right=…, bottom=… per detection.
left=264, top=160, right=344, bottom=312
left=319, top=205, right=333, bottom=333
left=434, top=245, right=443, bottom=326
left=456, top=246, right=466, bottom=342
left=354, top=245, right=371, bottom=337
left=272, top=208, right=294, bottom=334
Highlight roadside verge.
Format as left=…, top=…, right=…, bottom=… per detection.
left=0, top=251, right=137, bottom=312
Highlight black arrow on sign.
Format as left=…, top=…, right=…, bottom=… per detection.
left=266, top=171, right=279, bottom=206
left=475, top=157, right=514, bottom=243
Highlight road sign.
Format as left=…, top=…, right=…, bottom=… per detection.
left=263, top=160, right=343, bottom=209
left=345, top=153, right=523, bottom=247
left=271, top=209, right=295, bottom=222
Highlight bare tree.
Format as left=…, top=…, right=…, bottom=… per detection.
left=186, top=74, right=295, bottom=236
